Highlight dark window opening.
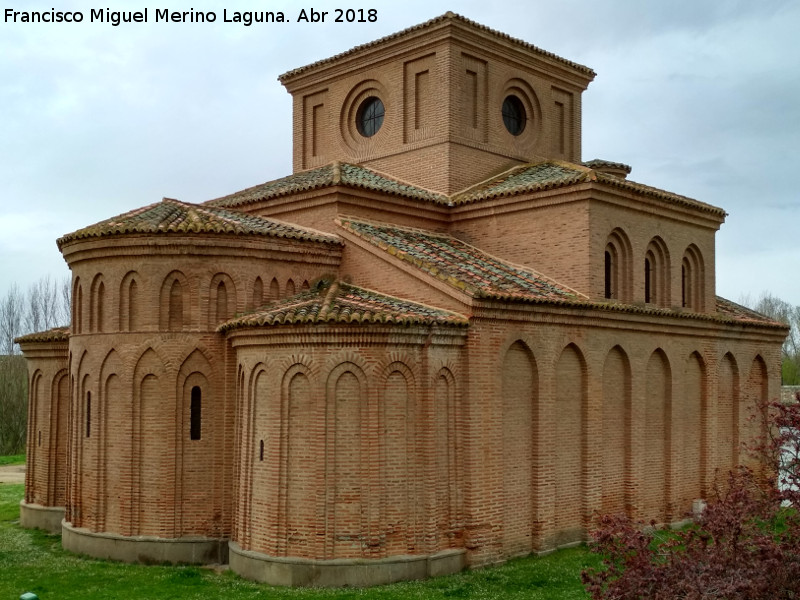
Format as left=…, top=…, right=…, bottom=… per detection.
left=604, top=250, right=613, bottom=299
left=644, top=258, right=652, bottom=303
left=502, top=95, right=526, bottom=136
left=356, top=96, right=385, bottom=137
left=38, top=430, right=41, bottom=446
left=259, top=440, right=264, bottom=462
left=681, top=264, right=687, bottom=308
left=86, top=392, right=91, bottom=438
left=190, top=386, right=202, bottom=440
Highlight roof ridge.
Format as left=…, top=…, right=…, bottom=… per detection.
left=278, top=12, right=595, bottom=83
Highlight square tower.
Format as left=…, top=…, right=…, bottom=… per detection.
left=279, top=13, right=596, bottom=194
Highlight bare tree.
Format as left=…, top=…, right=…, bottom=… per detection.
left=0, top=284, right=25, bottom=355
left=0, top=355, right=28, bottom=454
left=745, top=292, right=800, bottom=384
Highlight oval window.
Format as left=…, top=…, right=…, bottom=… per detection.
left=356, top=96, right=385, bottom=137
left=502, top=95, right=526, bottom=136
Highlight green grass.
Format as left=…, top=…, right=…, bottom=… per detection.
left=0, top=454, right=25, bottom=466
left=0, top=483, right=597, bottom=599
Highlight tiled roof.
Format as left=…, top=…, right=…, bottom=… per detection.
left=451, top=161, right=726, bottom=216
left=583, top=159, right=632, bottom=174
left=205, top=162, right=448, bottom=209
left=338, top=218, right=584, bottom=303
left=14, top=326, right=70, bottom=345
left=715, top=297, right=787, bottom=327
left=57, top=198, right=342, bottom=248
left=278, top=12, right=595, bottom=83
left=219, top=279, right=468, bottom=331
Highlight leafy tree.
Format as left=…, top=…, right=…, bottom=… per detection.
left=0, top=355, right=28, bottom=454
left=583, top=397, right=800, bottom=599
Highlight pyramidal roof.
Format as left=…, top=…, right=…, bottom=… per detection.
left=220, top=279, right=468, bottom=332
left=278, top=12, right=596, bottom=83
left=205, top=161, right=448, bottom=209
left=57, top=197, right=341, bottom=249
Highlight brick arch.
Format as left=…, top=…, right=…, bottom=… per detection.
left=645, top=236, right=671, bottom=307
left=119, top=271, right=142, bottom=332
left=554, top=343, right=587, bottom=543
left=681, top=351, right=707, bottom=503
left=379, top=360, right=418, bottom=555
left=605, top=228, right=633, bottom=301
left=268, top=277, right=280, bottom=301
left=73, top=277, right=84, bottom=334
left=718, top=352, right=740, bottom=472
left=277, top=362, right=322, bottom=558
left=89, top=273, right=107, bottom=333
left=644, top=348, right=672, bottom=522
left=325, top=361, right=369, bottom=558
left=209, top=273, right=237, bottom=328
left=601, top=345, right=631, bottom=516
left=502, top=340, right=538, bottom=555
left=681, top=244, right=705, bottom=311
left=251, top=276, right=264, bottom=310
left=26, top=369, right=44, bottom=504
left=159, top=270, right=191, bottom=331
left=132, top=347, right=170, bottom=536
left=49, top=369, right=69, bottom=506
left=743, top=355, right=769, bottom=466
left=99, top=349, right=125, bottom=533
left=324, top=350, right=370, bottom=379
left=285, top=278, right=296, bottom=298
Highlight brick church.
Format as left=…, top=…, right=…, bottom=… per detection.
left=17, top=13, right=787, bottom=587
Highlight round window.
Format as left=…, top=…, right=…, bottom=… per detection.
left=502, top=95, right=526, bottom=136
left=356, top=96, right=385, bottom=137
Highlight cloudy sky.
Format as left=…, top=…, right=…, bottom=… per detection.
left=1, top=0, right=798, bottom=308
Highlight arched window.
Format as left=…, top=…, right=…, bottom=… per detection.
left=190, top=386, right=201, bottom=440
left=604, top=229, right=632, bottom=301
left=644, top=237, right=670, bottom=307
left=286, top=279, right=296, bottom=297
left=269, top=277, right=280, bottom=301
left=681, top=245, right=704, bottom=311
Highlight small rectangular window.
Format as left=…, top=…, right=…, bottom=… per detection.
left=190, top=386, right=202, bottom=440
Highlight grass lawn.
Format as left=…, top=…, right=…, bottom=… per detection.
left=0, top=454, right=25, bottom=466
left=0, top=482, right=597, bottom=600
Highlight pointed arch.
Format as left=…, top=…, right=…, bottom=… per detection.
left=301, top=280, right=310, bottom=291
left=604, top=228, right=633, bottom=301
left=645, top=236, right=671, bottom=307
left=644, top=349, right=671, bottom=521
left=209, top=273, right=236, bottom=327
left=502, top=340, right=538, bottom=555
left=602, top=345, right=631, bottom=516
left=286, top=279, right=296, bottom=297
left=160, top=270, right=190, bottom=331
left=90, top=274, right=106, bottom=333
left=718, top=352, right=739, bottom=472
left=555, top=343, right=587, bottom=542
left=73, top=277, right=83, bottom=334
left=743, top=356, right=769, bottom=467
left=251, top=277, right=264, bottom=310
left=120, top=271, right=141, bottom=332
left=680, top=351, right=706, bottom=507
left=269, top=277, right=280, bottom=301
left=681, top=244, right=705, bottom=311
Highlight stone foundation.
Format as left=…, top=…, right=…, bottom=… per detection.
left=62, top=521, right=228, bottom=565
left=19, top=501, right=65, bottom=534
left=229, top=542, right=466, bottom=587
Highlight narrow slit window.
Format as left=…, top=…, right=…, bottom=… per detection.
left=259, top=440, right=264, bottom=462
left=190, top=386, right=202, bottom=440
left=604, top=250, right=613, bottom=299
left=644, top=258, right=652, bottom=303
left=86, top=392, right=91, bottom=438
